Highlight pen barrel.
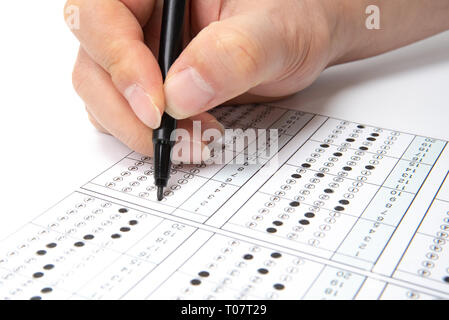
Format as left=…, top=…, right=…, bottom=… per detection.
left=153, top=113, right=176, bottom=187
left=152, top=0, right=186, bottom=194
left=153, top=141, right=173, bottom=188
left=158, top=0, right=187, bottom=79
left=153, top=113, right=177, bottom=142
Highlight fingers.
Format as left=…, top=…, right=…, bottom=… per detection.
left=73, top=48, right=223, bottom=161
left=173, top=112, right=225, bottom=164
left=73, top=48, right=156, bottom=155
left=86, top=108, right=109, bottom=134
left=119, top=0, right=157, bottom=26
left=64, top=0, right=163, bottom=129
left=164, top=13, right=293, bottom=119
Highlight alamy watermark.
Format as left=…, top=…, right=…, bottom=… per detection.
left=366, top=5, right=380, bottom=30
left=170, top=121, right=280, bottom=166
left=65, top=5, right=80, bottom=30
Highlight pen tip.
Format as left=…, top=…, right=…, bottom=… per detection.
left=157, top=186, right=164, bottom=201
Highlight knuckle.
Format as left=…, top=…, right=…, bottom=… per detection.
left=85, top=107, right=104, bottom=133
left=209, top=24, right=262, bottom=80
left=87, top=113, right=100, bottom=129
left=102, top=40, right=140, bottom=81
left=103, top=40, right=127, bottom=76
left=71, top=60, right=89, bottom=97
left=119, top=130, right=153, bottom=156
left=111, top=127, right=153, bottom=156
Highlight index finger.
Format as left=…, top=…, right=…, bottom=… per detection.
left=64, top=0, right=164, bottom=129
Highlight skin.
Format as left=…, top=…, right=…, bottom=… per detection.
left=64, top=0, right=449, bottom=160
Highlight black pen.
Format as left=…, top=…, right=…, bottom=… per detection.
left=153, top=0, right=186, bottom=201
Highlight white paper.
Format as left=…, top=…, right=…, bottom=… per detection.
left=1, top=2, right=448, bottom=299
left=1, top=103, right=448, bottom=300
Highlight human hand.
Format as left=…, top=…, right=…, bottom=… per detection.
left=65, top=0, right=342, bottom=158
left=65, top=0, right=449, bottom=158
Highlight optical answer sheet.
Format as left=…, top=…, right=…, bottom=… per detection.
left=1, top=104, right=448, bottom=300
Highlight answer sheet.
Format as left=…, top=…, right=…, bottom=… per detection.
left=1, top=103, right=448, bottom=300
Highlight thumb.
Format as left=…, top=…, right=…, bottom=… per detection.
left=164, top=14, right=291, bottom=119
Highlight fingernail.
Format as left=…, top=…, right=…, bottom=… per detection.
left=165, top=67, right=215, bottom=119
left=124, top=84, right=161, bottom=129
left=172, top=140, right=211, bottom=164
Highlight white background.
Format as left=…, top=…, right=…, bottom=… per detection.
left=0, top=1, right=448, bottom=239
